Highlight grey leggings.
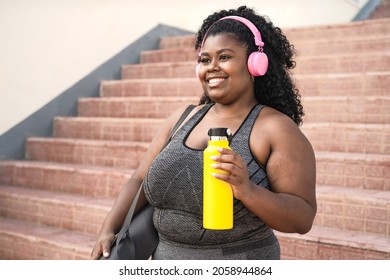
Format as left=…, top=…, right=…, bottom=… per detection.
left=153, top=234, right=280, bottom=260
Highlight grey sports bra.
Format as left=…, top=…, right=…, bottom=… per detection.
left=144, top=103, right=273, bottom=248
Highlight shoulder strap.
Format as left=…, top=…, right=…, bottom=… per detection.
left=115, top=104, right=196, bottom=243
left=163, top=104, right=196, bottom=148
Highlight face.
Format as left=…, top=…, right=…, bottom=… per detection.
left=198, top=33, right=254, bottom=105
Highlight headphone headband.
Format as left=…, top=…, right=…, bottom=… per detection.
left=219, top=16, right=264, bottom=47
left=198, top=15, right=264, bottom=56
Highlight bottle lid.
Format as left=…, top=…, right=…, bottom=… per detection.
left=208, top=127, right=230, bottom=137
left=208, top=128, right=232, bottom=143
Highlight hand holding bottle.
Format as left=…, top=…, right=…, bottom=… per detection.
left=209, top=147, right=254, bottom=202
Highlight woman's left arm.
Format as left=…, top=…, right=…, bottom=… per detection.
left=212, top=110, right=316, bottom=234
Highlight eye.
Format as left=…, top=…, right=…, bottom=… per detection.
left=199, top=57, right=210, bottom=64
left=220, top=54, right=231, bottom=61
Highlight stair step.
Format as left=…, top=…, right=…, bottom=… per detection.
left=54, top=116, right=163, bottom=142
left=316, top=152, right=389, bottom=190
left=121, top=61, right=197, bottom=79
left=78, top=96, right=389, bottom=124
left=302, top=96, right=389, bottom=124
left=159, top=34, right=196, bottom=50
left=293, top=36, right=390, bottom=57
left=301, top=122, right=390, bottom=155
left=296, top=53, right=390, bottom=74
left=100, top=78, right=202, bottom=97
left=296, top=72, right=390, bottom=97
left=141, top=47, right=198, bottom=64
left=0, top=217, right=93, bottom=259
left=158, top=19, right=390, bottom=49
left=284, top=18, right=390, bottom=43
left=0, top=160, right=131, bottom=197
left=78, top=96, right=199, bottom=118
left=54, top=117, right=389, bottom=156
left=121, top=53, right=390, bottom=79
left=276, top=225, right=390, bottom=260
left=140, top=47, right=197, bottom=64
left=108, top=72, right=390, bottom=97
left=144, top=36, right=390, bottom=63
left=25, top=138, right=148, bottom=169
left=0, top=185, right=113, bottom=235
left=25, top=138, right=389, bottom=191
left=315, top=185, right=390, bottom=236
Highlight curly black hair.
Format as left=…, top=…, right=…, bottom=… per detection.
left=194, top=6, right=304, bottom=125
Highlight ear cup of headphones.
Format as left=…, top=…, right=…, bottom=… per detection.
left=195, top=63, right=201, bottom=79
left=247, top=51, right=268, bottom=76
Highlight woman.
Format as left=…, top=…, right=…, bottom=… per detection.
left=91, top=5, right=316, bottom=260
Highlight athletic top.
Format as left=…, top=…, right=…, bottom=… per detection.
left=144, top=103, right=277, bottom=254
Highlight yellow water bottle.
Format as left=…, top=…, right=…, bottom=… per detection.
left=203, top=127, right=233, bottom=230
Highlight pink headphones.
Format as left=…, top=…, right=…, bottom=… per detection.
left=196, top=15, right=268, bottom=78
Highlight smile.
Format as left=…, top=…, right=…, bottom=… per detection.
left=207, top=77, right=226, bottom=86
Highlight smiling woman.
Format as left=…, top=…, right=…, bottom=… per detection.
left=92, top=5, right=316, bottom=260
left=198, top=35, right=255, bottom=105
left=195, top=7, right=304, bottom=125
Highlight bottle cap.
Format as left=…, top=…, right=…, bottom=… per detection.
left=208, top=128, right=232, bottom=142
left=207, top=127, right=230, bottom=137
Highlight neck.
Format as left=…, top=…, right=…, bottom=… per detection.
left=211, top=101, right=257, bottom=119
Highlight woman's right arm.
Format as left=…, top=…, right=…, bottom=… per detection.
left=90, top=105, right=196, bottom=259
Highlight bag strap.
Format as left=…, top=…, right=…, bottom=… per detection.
left=115, top=104, right=196, bottom=247
left=164, top=104, right=196, bottom=147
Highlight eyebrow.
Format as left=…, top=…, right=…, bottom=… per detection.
left=200, top=48, right=236, bottom=56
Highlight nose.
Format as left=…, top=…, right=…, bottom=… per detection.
left=207, top=59, right=220, bottom=72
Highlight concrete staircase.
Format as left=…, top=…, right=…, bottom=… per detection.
left=0, top=18, right=389, bottom=260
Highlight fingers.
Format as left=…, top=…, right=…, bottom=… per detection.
left=90, top=244, right=103, bottom=260
left=211, top=165, right=241, bottom=184
left=211, top=148, right=245, bottom=169
left=90, top=236, right=114, bottom=260
left=209, top=148, right=254, bottom=200
left=210, top=148, right=247, bottom=182
left=101, top=240, right=112, bottom=258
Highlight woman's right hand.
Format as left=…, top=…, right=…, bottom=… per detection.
left=90, top=231, right=116, bottom=260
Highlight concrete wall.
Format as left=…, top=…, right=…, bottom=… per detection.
left=0, top=0, right=367, bottom=135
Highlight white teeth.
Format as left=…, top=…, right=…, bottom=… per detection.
left=208, top=78, right=225, bottom=84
